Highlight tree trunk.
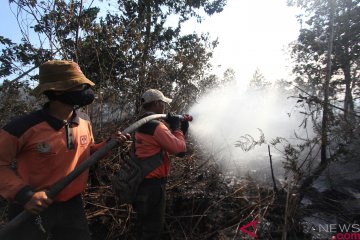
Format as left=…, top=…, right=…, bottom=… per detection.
left=343, top=63, right=354, bottom=121
left=320, top=0, right=335, bottom=166
left=74, top=0, right=84, bottom=62
left=136, top=0, right=152, bottom=113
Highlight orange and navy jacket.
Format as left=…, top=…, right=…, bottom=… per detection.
left=135, top=113, right=187, bottom=179
left=0, top=107, right=105, bottom=205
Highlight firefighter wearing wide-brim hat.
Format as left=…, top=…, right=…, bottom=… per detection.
left=0, top=60, right=129, bottom=240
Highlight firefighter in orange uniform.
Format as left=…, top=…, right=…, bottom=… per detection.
left=133, top=89, right=188, bottom=240
left=0, top=60, right=129, bottom=240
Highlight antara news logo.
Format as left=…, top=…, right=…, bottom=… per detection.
left=238, top=221, right=360, bottom=239
left=239, top=220, right=259, bottom=239
left=319, top=223, right=360, bottom=240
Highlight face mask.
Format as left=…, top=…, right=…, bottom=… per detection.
left=55, top=87, right=95, bottom=107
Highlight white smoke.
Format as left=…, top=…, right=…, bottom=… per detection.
left=188, top=82, right=312, bottom=182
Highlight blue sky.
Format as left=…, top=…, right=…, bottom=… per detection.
left=0, top=0, right=301, bottom=87
left=1, top=1, right=23, bottom=43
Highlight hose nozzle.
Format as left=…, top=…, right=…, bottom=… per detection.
left=179, top=114, right=193, bottom=122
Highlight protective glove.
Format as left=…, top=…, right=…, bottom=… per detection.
left=165, top=112, right=180, bottom=131
left=180, top=120, right=189, bottom=135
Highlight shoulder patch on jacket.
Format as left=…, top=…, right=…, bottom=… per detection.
left=137, top=120, right=160, bottom=135
left=2, top=110, right=44, bottom=138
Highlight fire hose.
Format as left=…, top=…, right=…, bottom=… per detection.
left=0, top=113, right=192, bottom=239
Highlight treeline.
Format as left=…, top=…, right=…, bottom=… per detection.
left=0, top=0, right=228, bottom=126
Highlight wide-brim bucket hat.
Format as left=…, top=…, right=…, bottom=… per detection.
left=33, top=60, right=95, bottom=96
